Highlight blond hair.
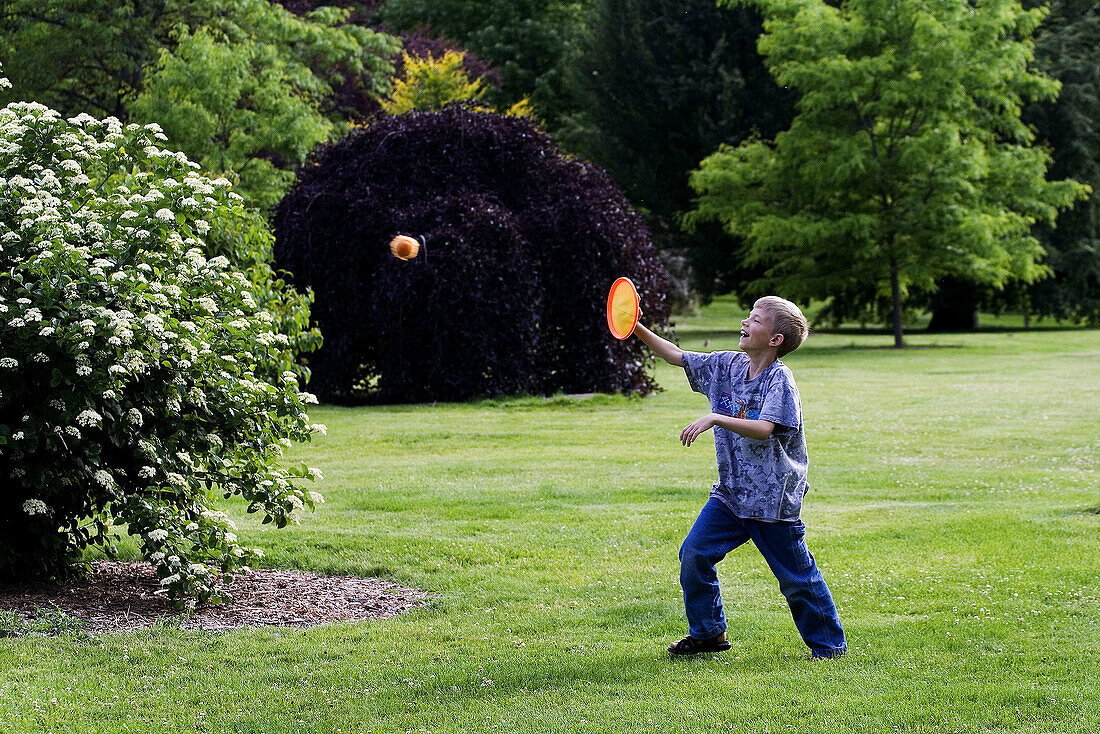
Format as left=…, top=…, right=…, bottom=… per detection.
left=754, top=296, right=808, bottom=357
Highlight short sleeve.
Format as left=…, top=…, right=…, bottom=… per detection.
left=682, top=351, right=720, bottom=395
left=759, top=366, right=802, bottom=432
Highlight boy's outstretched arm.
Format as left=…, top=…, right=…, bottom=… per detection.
left=633, top=322, right=683, bottom=366
left=681, top=413, right=776, bottom=445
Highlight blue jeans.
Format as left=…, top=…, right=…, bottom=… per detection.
left=679, top=497, right=847, bottom=657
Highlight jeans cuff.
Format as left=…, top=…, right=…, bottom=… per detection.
left=689, top=624, right=727, bottom=641
left=810, top=645, right=846, bottom=659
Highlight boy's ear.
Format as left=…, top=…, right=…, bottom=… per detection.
left=770, top=332, right=784, bottom=348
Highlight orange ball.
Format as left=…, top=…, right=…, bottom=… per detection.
left=389, top=234, right=420, bottom=260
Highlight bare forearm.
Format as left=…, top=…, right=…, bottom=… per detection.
left=711, top=414, right=775, bottom=441
left=680, top=412, right=775, bottom=446
left=633, top=322, right=682, bottom=366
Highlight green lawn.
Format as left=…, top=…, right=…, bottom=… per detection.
left=2, top=304, right=1098, bottom=733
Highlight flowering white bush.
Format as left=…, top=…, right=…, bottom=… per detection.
left=0, top=73, right=324, bottom=606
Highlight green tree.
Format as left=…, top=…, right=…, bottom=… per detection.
left=0, top=0, right=171, bottom=119
left=0, top=0, right=398, bottom=210
left=557, top=0, right=793, bottom=303
left=1025, top=0, right=1100, bottom=323
left=687, top=0, right=1088, bottom=346
left=372, top=0, right=583, bottom=124
left=926, top=0, right=1100, bottom=330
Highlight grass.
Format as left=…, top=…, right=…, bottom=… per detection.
left=0, top=605, right=92, bottom=640
left=2, top=301, right=1098, bottom=733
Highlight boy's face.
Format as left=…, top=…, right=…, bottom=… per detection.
left=739, top=307, right=782, bottom=353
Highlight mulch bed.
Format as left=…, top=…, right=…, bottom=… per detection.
left=0, top=561, right=428, bottom=633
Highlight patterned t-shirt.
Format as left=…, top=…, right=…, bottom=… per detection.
left=682, top=350, right=809, bottom=522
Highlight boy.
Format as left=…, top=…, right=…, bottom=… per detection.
left=632, top=296, right=846, bottom=659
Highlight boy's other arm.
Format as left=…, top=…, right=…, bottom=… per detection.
left=680, top=413, right=776, bottom=446
left=633, top=322, right=683, bottom=366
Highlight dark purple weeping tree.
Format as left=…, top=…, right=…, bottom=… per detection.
left=272, top=106, right=670, bottom=404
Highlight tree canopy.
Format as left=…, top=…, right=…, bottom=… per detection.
left=1025, top=0, right=1100, bottom=323
left=561, top=0, right=790, bottom=228
left=687, top=0, right=1088, bottom=345
left=0, top=0, right=398, bottom=210
left=558, top=0, right=794, bottom=304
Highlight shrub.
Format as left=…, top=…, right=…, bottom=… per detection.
left=0, top=85, right=324, bottom=605
left=394, top=29, right=503, bottom=91
left=382, top=50, right=489, bottom=114
left=381, top=50, right=533, bottom=118
left=273, top=106, right=670, bottom=404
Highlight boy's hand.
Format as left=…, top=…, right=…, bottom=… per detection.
left=680, top=413, right=718, bottom=447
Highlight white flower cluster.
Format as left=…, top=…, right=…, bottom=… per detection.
left=76, top=409, right=102, bottom=427
left=146, top=528, right=169, bottom=543
left=22, top=499, right=50, bottom=516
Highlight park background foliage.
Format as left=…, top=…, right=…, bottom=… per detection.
left=0, top=0, right=399, bottom=210
left=0, top=0, right=1098, bottom=596
left=1, top=0, right=1096, bottom=325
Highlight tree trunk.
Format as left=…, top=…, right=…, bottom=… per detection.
left=890, top=259, right=905, bottom=348
left=927, top=278, right=980, bottom=331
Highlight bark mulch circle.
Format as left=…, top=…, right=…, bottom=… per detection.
left=0, top=561, right=428, bottom=633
